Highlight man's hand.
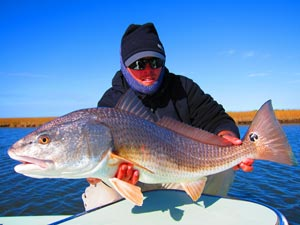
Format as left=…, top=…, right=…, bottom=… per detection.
left=86, top=177, right=102, bottom=185
left=218, top=130, right=242, bottom=145
left=115, top=163, right=139, bottom=185
left=218, top=130, right=254, bottom=172
left=233, top=158, right=254, bottom=172
left=87, top=163, right=139, bottom=185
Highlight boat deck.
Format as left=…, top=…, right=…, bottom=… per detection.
left=0, top=190, right=288, bottom=225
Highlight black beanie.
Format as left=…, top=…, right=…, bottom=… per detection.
left=121, top=23, right=166, bottom=67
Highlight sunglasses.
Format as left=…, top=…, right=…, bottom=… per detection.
left=128, top=57, right=164, bottom=70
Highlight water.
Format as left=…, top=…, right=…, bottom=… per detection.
left=229, top=125, right=300, bottom=225
left=0, top=126, right=299, bottom=224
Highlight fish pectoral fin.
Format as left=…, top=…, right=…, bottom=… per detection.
left=181, top=177, right=207, bottom=201
left=109, top=152, right=154, bottom=174
left=109, top=178, right=143, bottom=206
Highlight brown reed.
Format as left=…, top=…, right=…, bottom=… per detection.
left=0, top=117, right=56, bottom=128
left=228, top=110, right=300, bottom=125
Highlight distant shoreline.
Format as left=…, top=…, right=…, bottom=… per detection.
left=1, top=110, right=300, bottom=128
left=0, top=117, right=56, bottom=128
left=228, top=110, right=300, bottom=125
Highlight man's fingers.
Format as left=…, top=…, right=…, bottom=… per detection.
left=239, top=163, right=254, bottom=172
left=218, top=131, right=242, bottom=146
left=115, top=163, right=136, bottom=182
left=233, top=158, right=254, bottom=172
left=126, top=164, right=133, bottom=180
left=131, top=170, right=139, bottom=185
left=222, top=135, right=242, bottom=145
left=87, top=178, right=102, bottom=185
left=242, top=158, right=254, bottom=166
left=233, top=165, right=240, bottom=171
left=116, top=164, right=125, bottom=180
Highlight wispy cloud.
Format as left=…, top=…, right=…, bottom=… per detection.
left=242, top=50, right=255, bottom=58
left=287, top=79, right=300, bottom=84
left=219, top=49, right=271, bottom=59
left=248, top=72, right=270, bottom=77
left=219, top=49, right=236, bottom=56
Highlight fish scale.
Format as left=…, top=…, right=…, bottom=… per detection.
left=88, top=107, right=286, bottom=183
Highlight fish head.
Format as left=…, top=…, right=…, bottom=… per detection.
left=8, top=111, right=114, bottom=179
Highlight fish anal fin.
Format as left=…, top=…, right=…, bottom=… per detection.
left=109, top=178, right=143, bottom=206
left=157, top=117, right=231, bottom=147
left=181, top=177, right=207, bottom=201
left=109, top=152, right=154, bottom=174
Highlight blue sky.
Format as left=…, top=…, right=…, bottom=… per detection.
left=1, top=0, right=299, bottom=117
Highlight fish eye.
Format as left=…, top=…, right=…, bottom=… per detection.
left=38, top=135, right=51, bottom=145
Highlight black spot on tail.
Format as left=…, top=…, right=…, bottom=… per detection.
left=249, top=133, right=258, bottom=142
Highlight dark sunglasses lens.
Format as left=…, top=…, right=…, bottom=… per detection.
left=128, top=60, right=145, bottom=70
left=149, top=58, right=164, bottom=69
left=128, top=58, right=164, bottom=70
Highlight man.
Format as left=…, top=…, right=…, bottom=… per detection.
left=82, top=22, right=253, bottom=210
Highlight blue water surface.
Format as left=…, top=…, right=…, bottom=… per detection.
left=0, top=125, right=299, bottom=224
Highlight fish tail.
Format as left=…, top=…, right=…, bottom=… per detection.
left=242, top=100, right=297, bottom=165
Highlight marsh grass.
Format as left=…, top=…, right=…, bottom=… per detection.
left=0, top=117, right=56, bottom=128
left=0, top=110, right=300, bottom=127
left=228, top=110, right=300, bottom=125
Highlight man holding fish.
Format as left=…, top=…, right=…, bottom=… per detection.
left=8, top=22, right=295, bottom=210
left=9, top=19, right=296, bottom=210
left=83, top=22, right=254, bottom=210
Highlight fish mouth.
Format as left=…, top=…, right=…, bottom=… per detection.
left=8, top=150, right=54, bottom=173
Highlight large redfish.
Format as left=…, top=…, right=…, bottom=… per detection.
left=8, top=90, right=296, bottom=206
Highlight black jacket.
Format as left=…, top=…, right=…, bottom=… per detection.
left=98, top=68, right=240, bottom=137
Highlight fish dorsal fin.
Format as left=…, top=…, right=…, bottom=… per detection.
left=181, top=177, right=207, bottom=201
left=109, top=178, right=143, bottom=206
left=115, top=90, right=155, bottom=122
left=156, top=117, right=231, bottom=147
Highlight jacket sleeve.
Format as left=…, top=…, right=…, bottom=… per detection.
left=182, top=77, right=240, bottom=138
left=97, top=71, right=127, bottom=107
left=97, top=88, right=122, bottom=107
